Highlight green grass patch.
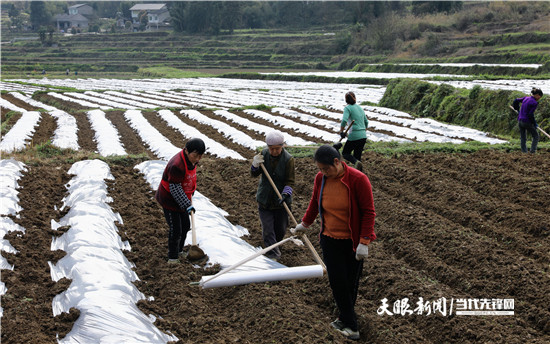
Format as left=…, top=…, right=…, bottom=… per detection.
left=285, top=140, right=549, bottom=159
left=137, top=67, right=215, bottom=78
left=1, top=111, right=20, bottom=136
left=229, top=104, right=274, bottom=111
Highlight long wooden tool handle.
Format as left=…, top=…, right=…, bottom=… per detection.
left=191, top=211, right=197, bottom=246
left=259, top=163, right=326, bottom=271
left=509, top=105, right=550, bottom=139
left=201, top=236, right=296, bottom=286
left=338, top=120, right=355, bottom=143
left=538, top=127, right=550, bottom=140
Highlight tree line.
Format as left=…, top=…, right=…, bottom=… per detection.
left=2, top=1, right=463, bottom=33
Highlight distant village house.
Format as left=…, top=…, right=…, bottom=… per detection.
left=55, top=4, right=93, bottom=31
left=129, top=3, right=171, bottom=31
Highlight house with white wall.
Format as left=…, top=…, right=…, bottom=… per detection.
left=55, top=4, right=93, bottom=31
left=129, top=3, right=171, bottom=30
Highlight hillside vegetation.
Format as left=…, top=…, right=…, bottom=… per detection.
left=1, top=1, right=549, bottom=78
left=379, top=78, right=550, bottom=137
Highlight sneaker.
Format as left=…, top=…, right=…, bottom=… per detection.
left=167, top=258, right=180, bottom=264
left=264, top=252, right=281, bottom=262
left=179, top=250, right=188, bottom=259
left=354, top=161, right=363, bottom=172
left=337, top=327, right=360, bottom=341
left=330, top=319, right=345, bottom=331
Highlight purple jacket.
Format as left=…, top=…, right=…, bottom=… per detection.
left=514, top=96, right=538, bottom=125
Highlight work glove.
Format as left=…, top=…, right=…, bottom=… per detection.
left=186, top=205, right=195, bottom=214
left=290, top=223, right=307, bottom=235
left=252, top=154, right=264, bottom=168
left=355, top=243, right=368, bottom=261
left=278, top=193, right=291, bottom=206
left=339, top=132, right=347, bottom=139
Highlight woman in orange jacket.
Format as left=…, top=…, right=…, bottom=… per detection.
left=292, top=144, right=376, bottom=341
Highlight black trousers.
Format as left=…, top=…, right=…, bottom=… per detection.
left=342, top=138, right=366, bottom=164
left=258, top=207, right=289, bottom=258
left=320, top=234, right=363, bottom=331
left=164, top=208, right=191, bottom=259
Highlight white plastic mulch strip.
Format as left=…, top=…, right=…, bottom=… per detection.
left=158, top=110, right=245, bottom=160
left=244, top=109, right=340, bottom=142
left=85, top=91, right=156, bottom=109
left=180, top=110, right=265, bottom=150
left=297, top=106, right=411, bottom=142
left=8, top=92, right=57, bottom=111
left=66, top=92, right=134, bottom=109
left=1, top=81, right=45, bottom=93
left=365, top=106, right=507, bottom=144
left=133, top=90, right=189, bottom=107
left=199, top=90, right=249, bottom=108
left=105, top=91, right=180, bottom=108
left=87, top=110, right=126, bottom=156
left=262, top=71, right=470, bottom=79
left=0, top=111, right=41, bottom=153
left=170, top=90, right=234, bottom=109
left=49, top=110, right=80, bottom=150
left=272, top=107, right=339, bottom=131
left=164, top=91, right=220, bottom=108
left=0, top=98, right=26, bottom=113
left=49, top=160, right=178, bottom=343
left=125, top=91, right=187, bottom=108
left=123, top=110, right=180, bottom=161
left=47, top=92, right=112, bottom=110
left=135, top=160, right=284, bottom=273
left=0, top=159, right=27, bottom=318
left=428, top=79, right=550, bottom=97
left=213, top=110, right=315, bottom=146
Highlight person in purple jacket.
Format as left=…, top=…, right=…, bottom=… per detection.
left=513, top=88, right=543, bottom=153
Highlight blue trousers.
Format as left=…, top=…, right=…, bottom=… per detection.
left=519, top=121, right=539, bottom=153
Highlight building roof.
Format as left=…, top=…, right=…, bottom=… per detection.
left=68, top=4, right=91, bottom=9
left=129, top=4, right=167, bottom=11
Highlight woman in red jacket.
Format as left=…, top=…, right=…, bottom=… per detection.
left=292, top=144, right=376, bottom=341
left=156, top=138, right=206, bottom=263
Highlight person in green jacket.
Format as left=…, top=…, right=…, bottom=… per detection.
left=340, top=91, right=369, bottom=172
left=250, top=131, right=295, bottom=261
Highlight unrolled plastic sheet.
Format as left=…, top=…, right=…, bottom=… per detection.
left=49, top=160, right=177, bottom=343
left=200, top=265, right=325, bottom=289
left=134, top=160, right=284, bottom=273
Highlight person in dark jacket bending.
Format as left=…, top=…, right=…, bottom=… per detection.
left=291, top=145, right=376, bottom=341
left=156, top=138, right=206, bottom=263
left=251, top=131, right=295, bottom=261
left=513, top=87, right=543, bottom=153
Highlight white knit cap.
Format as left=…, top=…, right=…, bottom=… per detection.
left=266, top=131, right=285, bottom=146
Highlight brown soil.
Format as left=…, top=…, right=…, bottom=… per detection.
left=1, top=104, right=549, bottom=344
left=1, top=93, right=39, bottom=112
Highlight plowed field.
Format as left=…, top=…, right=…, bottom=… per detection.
left=2, top=107, right=549, bottom=343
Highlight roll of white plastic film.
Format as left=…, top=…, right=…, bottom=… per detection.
left=200, top=265, right=324, bottom=289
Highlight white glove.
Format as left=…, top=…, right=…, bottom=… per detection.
left=290, top=223, right=307, bottom=235
left=252, top=154, right=264, bottom=168
left=355, top=243, right=368, bottom=261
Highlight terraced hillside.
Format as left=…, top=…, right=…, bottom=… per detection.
left=1, top=29, right=345, bottom=75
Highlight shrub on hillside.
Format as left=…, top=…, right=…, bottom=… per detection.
left=380, top=78, right=550, bottom=137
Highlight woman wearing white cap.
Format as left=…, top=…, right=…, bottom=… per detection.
left=251, top=130, right=295, bottom=261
